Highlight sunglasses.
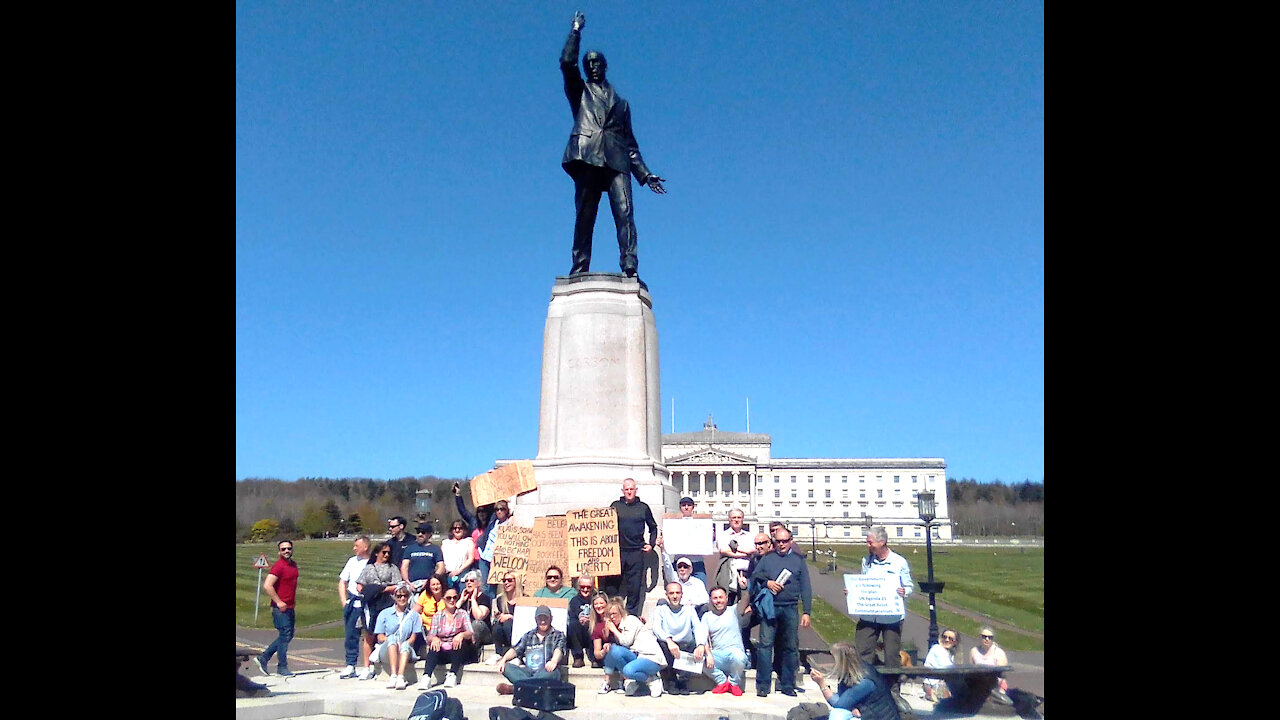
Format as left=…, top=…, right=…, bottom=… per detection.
left=942, top=636, right=957, bottom=642
left=379, top=549, right=391, bottom=554
left=546, top=575, right=561, bottom=580
left=503, top=578, right=517, bottom=583
left=980, top=635, right=994, bottom=639
left=279, top=547, right=293, bottom=552
left=444, top=594, right=459, bottom=600
left=394, top=593, right=410, bottom=598
left=755, top=541, right=771, bottom=546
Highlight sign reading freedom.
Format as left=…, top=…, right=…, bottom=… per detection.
left=487, top=522, right=533, bottom=584
left=565, top=507, right=620, bottom=578
left=471, top=460, right=537, bottom=507
left=524, top=515, right=569, bottom=596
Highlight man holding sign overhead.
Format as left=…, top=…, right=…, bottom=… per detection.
left=854, top=526, right=913, bottom=671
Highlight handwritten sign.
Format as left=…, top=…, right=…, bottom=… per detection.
left=844, top=573, right=904, bottom=617
left=565, top=507, right=621, bottom=578
left=511, top=596, right=570, bottom=640
left=487, top=522, right=533, bottom=584
left=524, top=515, right=570, bottom=596
left=471, top=460, right=537, bottom=508
left=661, top=515, right=716, bottom=556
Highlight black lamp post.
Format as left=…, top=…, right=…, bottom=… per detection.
left=917, top=489, right=945, bottom=651
left=809, top=517, right=818, bottom=561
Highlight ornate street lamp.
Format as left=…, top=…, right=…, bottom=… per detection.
left=809, top=517, right=818, bottom=561
left=415, top=488, right=434, bottom=529
left=917, top=489, right=945, bottom=650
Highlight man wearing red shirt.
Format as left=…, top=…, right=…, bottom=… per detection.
left=255, top=540, right=300, bottom=676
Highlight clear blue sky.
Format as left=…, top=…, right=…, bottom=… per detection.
left=236, top=2, right=1043, bottom=485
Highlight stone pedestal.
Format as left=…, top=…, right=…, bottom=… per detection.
left=512, top=273, right=676, bottom=521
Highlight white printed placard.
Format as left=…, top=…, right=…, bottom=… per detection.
left=844, top=573, right=904, bottom=617
left=661, top=516, right=716, bottom=556
left=672, top=652, right=706, bottom=674
left=510, top=598, right=570, bottom=641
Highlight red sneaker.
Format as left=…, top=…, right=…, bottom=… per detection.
left=712, top=681, right=730, bottom=694
left=729, top=683, right=743, bottom=696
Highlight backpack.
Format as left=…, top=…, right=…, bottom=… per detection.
left=408, top=689, right=464, bottom=720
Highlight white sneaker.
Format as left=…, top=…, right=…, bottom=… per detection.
left=356, top=667, right=373, bottom=680
left=338, top=665, right=356, bottom=679
left=386, top=674, right=398, bottom=689
left=443, top=672, right=458, bottom=688
left=395, top=675, right=407, bottom=690
left=624, top=679, right=640, bottom=696
left=486, top=654, right=501, bottom=665
left=648, top=677, right=664, bottom=697
left=598, top=680, right=614, bottom=694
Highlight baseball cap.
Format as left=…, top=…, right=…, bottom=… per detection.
left=535, top=604, right=552, bottom=619
left=679, top=496, right=694, bottom=506
left=675, top=556, right=693, bottom=568
left=415, top=522, right=433, bottom=534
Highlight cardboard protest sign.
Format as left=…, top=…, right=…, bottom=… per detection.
left=843, top=573, right=905, bottom=617
left=565, top=506, right=621, bottom=577
left=523, top=515, right=570, bottom=596
left=486, top=522, right=533, bottom=584
left=511, top=596, right=570, bottom=640
left=661, top=514, right=716, bottom=556
left=471, top=460, right=537, bottom=508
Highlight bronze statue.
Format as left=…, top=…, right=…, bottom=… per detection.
left=560, top=12, right=666, bottom=277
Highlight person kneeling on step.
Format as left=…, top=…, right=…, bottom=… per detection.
left=599, top=598, right=668, bottom=697
left=372, top=582, right=423, bottom=690
left=651, top=581, right=710, bottom=695
left=702, top=587, right=748, bottom=696
left=495, top=605, right=565, bottom=695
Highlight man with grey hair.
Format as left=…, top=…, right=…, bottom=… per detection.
left=854, top=526, right=913, bottom=670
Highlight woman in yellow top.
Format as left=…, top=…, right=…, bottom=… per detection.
left=411, top=574, right=448, bottom=655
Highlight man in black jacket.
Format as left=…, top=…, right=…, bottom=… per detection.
left=559, top=11, right=666, bottom=277
left=607, top=477, right=657, bottom=615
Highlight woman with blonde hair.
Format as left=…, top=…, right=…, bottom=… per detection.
left=809, top=641, right=900, bottom=720
left=597, top=598, right=668, bottom=697
left=587, top=592, right=612, bottom=667
left=922, top=628, right=958, bottom=702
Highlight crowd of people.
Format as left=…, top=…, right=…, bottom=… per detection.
left=251, top=479, right=1009, bottom=718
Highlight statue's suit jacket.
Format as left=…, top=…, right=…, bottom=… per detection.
left=560, top=28, right=653, bottom=185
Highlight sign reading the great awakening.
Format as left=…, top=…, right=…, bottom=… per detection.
left=843, top=573, right=905, bottom=617
left=471, top=460, right=538, bottom=508
left=524, top=515, right=570, bottom=596
left=487, top=522, right=533, bottom=584
left=565, top=506, right=620, bottom=577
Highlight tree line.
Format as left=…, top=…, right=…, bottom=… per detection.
left=235, top=476, right=473, bottom=542
left=236, top=476, right=1044, bottom=542
left=945, top=478, right=1044, bottom=537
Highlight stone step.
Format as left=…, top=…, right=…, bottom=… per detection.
left=357, top=645, right=813, bottom=694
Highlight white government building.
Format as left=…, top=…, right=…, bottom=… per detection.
left=663, top=416, right=953, bottom=543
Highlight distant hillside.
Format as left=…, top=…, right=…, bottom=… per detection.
left=235, top=476, right=472, bottom=542
left=236, top=476, right=1043, bottom=541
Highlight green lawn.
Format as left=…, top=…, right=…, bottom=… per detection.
left=236, top=539, right=361, bottom=636
left=806, top=544, right=1043, bottom=652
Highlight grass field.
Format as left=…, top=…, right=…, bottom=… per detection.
left=806, top=544, right=1043, bottom=652
left=237, top=539, right=362, bottom=636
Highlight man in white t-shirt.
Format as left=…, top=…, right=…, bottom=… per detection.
left=337, top=536, right=372, bottom=678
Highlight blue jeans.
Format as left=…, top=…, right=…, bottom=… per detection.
left=755, top=605, right=799, bottom=693
left=603, top=644, right=662, bottom=682
left=502, top=662, right=559, bottom=683
left=342, top=600, right=362, bottom=666
left=262, top=606, right=295, bottom=671
left=711, top=646, right=748, bottom=686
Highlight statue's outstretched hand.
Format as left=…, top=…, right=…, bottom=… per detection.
left=572, top=12, right=585, bottom=31
left=646, top=176, right=667, bottom=194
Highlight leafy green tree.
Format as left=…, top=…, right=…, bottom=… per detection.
left=346, top=513, right=363, bottom=534
left=250, top=518, right=280, bottom=542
